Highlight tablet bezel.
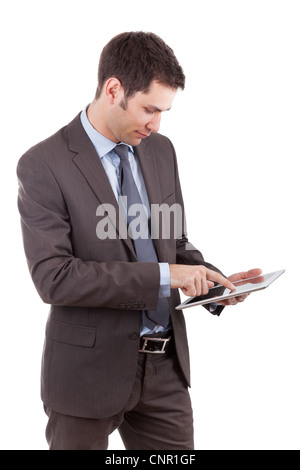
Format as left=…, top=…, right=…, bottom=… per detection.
left=175, top=269, right=285, bottom=310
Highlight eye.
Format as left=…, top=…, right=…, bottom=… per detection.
left=144, top=108, right=154, bottom=115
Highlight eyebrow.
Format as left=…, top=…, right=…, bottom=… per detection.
left=147, top=105, right=172, bottom=113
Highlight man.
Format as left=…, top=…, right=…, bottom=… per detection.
left=17, top=31, right=261, bottom=450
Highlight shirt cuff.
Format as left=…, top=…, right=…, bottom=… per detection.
left=158, top=263, right=171, bottom=298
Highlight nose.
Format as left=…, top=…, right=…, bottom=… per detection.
left=146, top=113, right=161, bottom=133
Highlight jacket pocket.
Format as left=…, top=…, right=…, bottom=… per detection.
left=47, top=320, right=96, bottom=348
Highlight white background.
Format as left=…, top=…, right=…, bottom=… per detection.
left=1, top=0, right=299, bottom=450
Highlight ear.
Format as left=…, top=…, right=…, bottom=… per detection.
left=105, top=78, right=123, bottom=104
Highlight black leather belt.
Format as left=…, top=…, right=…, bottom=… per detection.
left=139, top=332, right=172, bottom=354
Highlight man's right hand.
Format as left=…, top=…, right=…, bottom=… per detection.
left=169, top=264, right=236, bottom=297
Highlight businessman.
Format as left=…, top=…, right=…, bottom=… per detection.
left=17, top=31, right=261, bottom=450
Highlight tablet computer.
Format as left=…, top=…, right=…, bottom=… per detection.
left=175, top=269, right=285, bottom=310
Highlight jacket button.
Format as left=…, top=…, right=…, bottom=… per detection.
left=120, top=303, right=126, bottom=309
left=130, top=332, right=139, bottom=341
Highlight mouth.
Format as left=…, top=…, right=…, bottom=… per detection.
left=136, top=131, right=150, bottom=138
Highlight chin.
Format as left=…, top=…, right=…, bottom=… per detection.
left=125, top=136, right=142, bottom=147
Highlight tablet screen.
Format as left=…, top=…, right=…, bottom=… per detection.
left=178, top=270, right=285, bottom=309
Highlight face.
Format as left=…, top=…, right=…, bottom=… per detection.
left=105, top=80, right=177, bottom=146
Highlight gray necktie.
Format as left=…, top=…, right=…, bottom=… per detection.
left=114, top=144, right=170, bottom=329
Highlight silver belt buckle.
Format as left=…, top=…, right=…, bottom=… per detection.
left=139, top=336, right=171, bottom=354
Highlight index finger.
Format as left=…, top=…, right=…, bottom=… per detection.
left=206, top=269, right=236, bottom=291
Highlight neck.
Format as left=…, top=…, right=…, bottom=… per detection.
left=86, top=101, right=118, bottom=143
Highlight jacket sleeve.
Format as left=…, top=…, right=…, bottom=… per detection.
left=17, top=151, right=160, bottom=310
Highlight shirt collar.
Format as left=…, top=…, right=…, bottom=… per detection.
left=80, top=105, right=133, bottom=158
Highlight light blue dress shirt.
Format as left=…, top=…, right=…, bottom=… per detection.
left=80, top=107, right=171, bottom=335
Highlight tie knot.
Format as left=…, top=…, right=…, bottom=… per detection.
left=114, top=144, right=129, bottom=161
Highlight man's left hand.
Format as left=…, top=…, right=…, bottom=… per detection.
left=217, top=268, right=263, bottom=306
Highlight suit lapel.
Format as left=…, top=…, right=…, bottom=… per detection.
left=134, top=139, right=162, bottom=206
left=68, top=114, right=136, bottom=258
left=67, top=115, right=166, bottom=261
left=134, top=139, right=166, bottom=261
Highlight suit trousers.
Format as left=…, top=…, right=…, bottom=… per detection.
left=44, top=339, right=194, bottom=450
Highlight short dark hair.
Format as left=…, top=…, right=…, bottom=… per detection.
left=95, top=31, right=185, bottom=101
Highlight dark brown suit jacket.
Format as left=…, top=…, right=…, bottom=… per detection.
left=17, top=113, right=223, bottom=419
